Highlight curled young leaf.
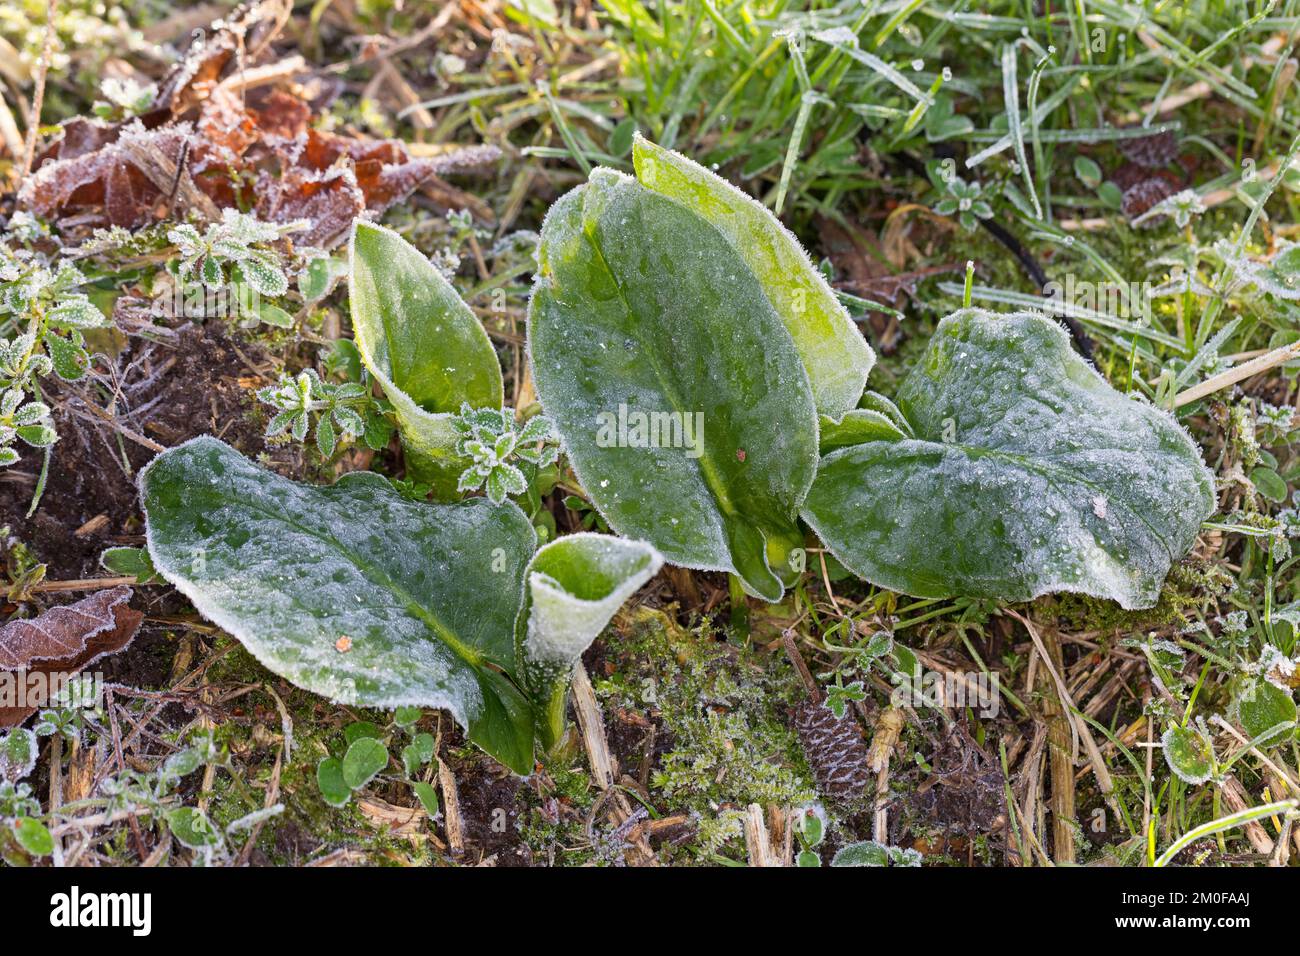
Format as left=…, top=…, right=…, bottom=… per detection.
left=520, top=534, right=662, bottom=676
left=633, top=135, right=873, bottom=421
left=348, top=220, right=503, bottom=494
left=803, top=309, right=1215, bottom=609
left=529, top=170, right=818, bottom=601
left=140, top=436, right=536, bottom=773
left=515, top=533, right=663, bottom=748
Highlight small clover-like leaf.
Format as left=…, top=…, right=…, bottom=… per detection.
left=341, top=737, right=389, bottom=790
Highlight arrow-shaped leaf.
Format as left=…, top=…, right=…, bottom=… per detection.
left=140, top=436, right=536, bottom=772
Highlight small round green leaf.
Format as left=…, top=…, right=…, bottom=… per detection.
left=411, top=781, right=440, bottom=819
left=342, top=737, right=389, bottom=790
left=316, top=757, right=351, bottom=807
left=167, top=807, right=222, bottom=849
left=13, top=818, right=53, bottom=857
left=1162, top=726, right=1215, bottom=785
left=344, top=721, right=384, bottom=745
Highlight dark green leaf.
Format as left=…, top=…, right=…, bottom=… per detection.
left=316, top=757, right=351, bottom=807
left=529, top=170, right=817, bottom=601
left=140, top=436, right=537, bottom=773
left=803, top=310, right=1216, bottom=609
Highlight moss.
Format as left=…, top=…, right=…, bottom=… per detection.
left=593, top=607, right=815, bottom=862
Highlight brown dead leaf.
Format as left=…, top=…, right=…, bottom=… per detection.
left=18, top=0, right=500, bottom=247
left=257, top=133, right=501, bottom=247
left=153, top=0, right=293, bottom=117
left=356, top=794, right=425, bottom=839
left=20, top=121, right=235, bottom=228
left=0, top=586, right=143, bottom=727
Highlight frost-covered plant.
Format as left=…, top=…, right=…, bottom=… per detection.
left=315, top=712, right=439, bottom=819
left=168, top=209, right=297, bottom=298
left=452, top=403, right=557, bottom=504
left=0, top=779, right=50, bottom=862
left=831, top=840, right=922, bottom=867
left=529, top=136, right=1215, bottom=609
left=794, top=804, right=827, bottom=866
left=257, top=367, right=390, bottom=458
left=1134, top=187, right=1206, bottom=228
left=0, top=244, right=111, bottom=467
left=140, top=437, right=662, bottom=772
left=93, top=76, right=157, bottom=121
left=932, top=174, right=995, bottom=230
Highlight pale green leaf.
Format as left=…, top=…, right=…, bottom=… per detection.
left=633, top=135, right=873, bottom=421
left=517, top=533, right=663, bottom=693
left=0, top=728, right=37, bottom=781
left=349, top=221, right=504, bottom=494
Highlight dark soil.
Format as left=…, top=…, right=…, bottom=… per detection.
left=1, top=322, right=277, bottom=582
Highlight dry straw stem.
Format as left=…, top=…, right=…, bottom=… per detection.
left=1006, top=611, right=1121, bottom=825
left=572, top=662, right=659, bottom=865
left=436, top=757, right=465, bottom=856
left=1173, top=337, right=1300, bottom=407
left=1035, top=625, right=1076, bottom=863
left=743, top=803, right=782, bottom=867
left=20, top=0, right=57, bottom=182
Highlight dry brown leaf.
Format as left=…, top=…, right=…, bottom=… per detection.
left=153, top=0, right=293, bottom=117
left=0, top=586, right=143, bottom=727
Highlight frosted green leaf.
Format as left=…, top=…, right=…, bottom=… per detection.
left=803, top=309, right=1216, bottom=609
left=411, top=781, right=440, bottom=818
left=633, top=135, right=873, bottom=421
left=529, top=169, right=818, bottom=601
left=349, top=220, right=504, bottom=494
left=0, top=728, right=37, bottom=781
left=518, top=533, right=662, bottom=680
left=140, top=436, right=537, bottom=773
left=14, top=817, right=53, bottom=857
left=1231, top=678, right=1297, bottom=746
left=316, top=757, right=351, bottom=807
left=829, top=840, right=890, bottom=867
left=819, top=409, right=909, bottom=451
left=167, top=807, right=222, bottom=850
left=1162, top=726, right=1215, bottom=785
